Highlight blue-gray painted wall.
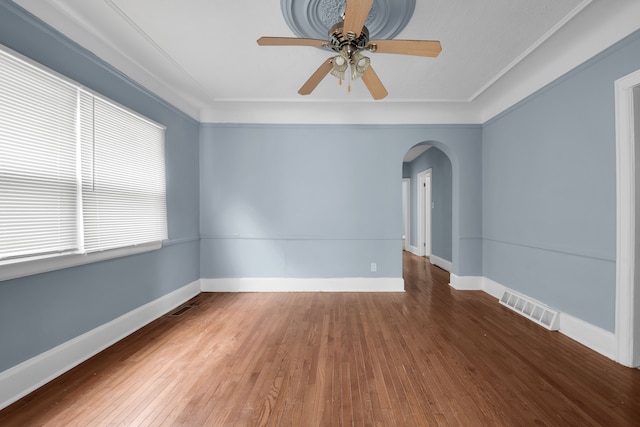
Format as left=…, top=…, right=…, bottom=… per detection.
left=5, top=0, right=640, bottom=377
left=200, top=124, right=482, bottom=279
left=403, top=147, right=453, bottom=262
left=482, top=29, right=640, bottom=332
left=0, top=1, right=200, bottom=372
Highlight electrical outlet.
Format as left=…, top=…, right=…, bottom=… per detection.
left=370, top=262, right=377, bottom=272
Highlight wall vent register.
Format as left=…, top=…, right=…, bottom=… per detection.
left=500, top=290, right=559, bottom=331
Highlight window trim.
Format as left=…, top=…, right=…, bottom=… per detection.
left=0, top=44, right=166, bottom=131
left=0, top=241, right=163, bottom=282
left=0, top=43, right=167, bottom=282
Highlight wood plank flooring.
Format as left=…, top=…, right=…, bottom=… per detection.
left=2, top=252, right=640, bottom=426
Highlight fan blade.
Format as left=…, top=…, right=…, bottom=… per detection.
left=368, top=39, right=442, bottom=57
left=257, top=37, right=327, bottom=48
left=343, top=0, right=374, bottom=38
left=361, top=66, right=388, bottom=100
left=298, top=58, right=334, bottom=95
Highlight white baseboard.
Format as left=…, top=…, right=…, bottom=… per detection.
left=0, top=274, right=618, bottom=411
left=452, top=275, right=616, bottom=362
left=449, top=274, right=483, bottom=290
left=482, top=277, right=508, bottom=299
left=407, top=245, right=421, bottom=256
left=429, top=255, right=452, bottom=272
left=201, top=277, right=405, bottom=292
left=0, top=280, right=201, bottom=411
left=558, top=311, right=616, bottom=360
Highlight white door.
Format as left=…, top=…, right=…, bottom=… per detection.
left=417, top=169, right=432, bottom=257
left=402, top=179, right=410, bottom=250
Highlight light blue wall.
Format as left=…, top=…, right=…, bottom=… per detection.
left=0, top=1, right=200, bottom=372
left=0, top=0, right=484, bottom=376
left=482, top=29, right=640, bottom=332
left=200, top=124, right=481, bottom=279
left=4, top=0, right=639, bottom=383
left=403, top=146, right=453, bottom=262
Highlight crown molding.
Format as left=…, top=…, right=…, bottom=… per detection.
left=13, top=0, right=640, bottom=125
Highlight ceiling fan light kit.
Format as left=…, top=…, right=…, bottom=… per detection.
left=258, top=0, right=441, bottom=100
left=329, top=51, right=348, bottom=80
left=327, top=23, right=372, bottom=87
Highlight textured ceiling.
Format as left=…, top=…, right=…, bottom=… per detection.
left=281, top=0, right=415, bottom=40
left=11, top=0, right=640, bottom=123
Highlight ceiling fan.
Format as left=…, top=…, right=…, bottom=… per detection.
left=257, top=0, right=441, bottom=100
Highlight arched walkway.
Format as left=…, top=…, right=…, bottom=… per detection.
left=401, top=142, right=453, bottom=272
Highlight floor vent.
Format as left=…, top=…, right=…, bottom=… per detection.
left=169, top=305, right=194, bottom=317
left=499, top=290, right=559, bottom=331
left=167, top=294, right=203, bottom=318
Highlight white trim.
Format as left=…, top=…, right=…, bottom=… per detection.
left=200, top=277, right=405, bottom=293
left=0, top=273, right=620, bottom=411
left=0, top=41, right=164, bottom=129
left=417, top=169, right=432, bottom=257
left=453, top=275, right=616, bottom=362
left=430, top=255, right=452, bottom=272
left=0, top=44, right=167, bottom=284
left=406, top=245, right=421, bottom=256
left=469, top=0, right=592, bottom=102
left=615, top=68, right=640, bottom=367
left=11, top=0, right=640, bottom=125
left=0, top=280, right=201, bottom=411
left=402, top=178, right=411, bottom=251
left=449, top=274, right=483, bottom=291
left=0, top=242, right=162, bottom=282
left=482, top=277, right=508, bottom=299
left=558, top=311, right=616, bottom=361
left=478, top=1, right=640, bottom=123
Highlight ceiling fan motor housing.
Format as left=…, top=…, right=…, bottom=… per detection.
left=328, top=22, right=369, bottom=57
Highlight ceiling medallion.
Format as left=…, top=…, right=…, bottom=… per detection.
left=281, top=0, right=415, bottom=40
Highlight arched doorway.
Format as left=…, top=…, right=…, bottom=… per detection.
left=402, top=142, right=453, bottom=272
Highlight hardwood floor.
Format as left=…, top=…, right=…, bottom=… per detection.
left=2, top=252, right=640, bottom=426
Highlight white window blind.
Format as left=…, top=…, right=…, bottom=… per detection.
left=80, top=95, right=167, bottom=252
left=0, top=44, right=167, bottom=270
left=0, top=50, right=79, bottom=261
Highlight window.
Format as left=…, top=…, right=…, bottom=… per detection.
left=79, top=95, right=167, bottom=253
left=0, top=45, right=167, bottom=281
left=0, top=49, right=79, bottom=261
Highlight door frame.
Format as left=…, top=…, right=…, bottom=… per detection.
left=402, top=178, right=410, bottom=250
left=615, top=68, right=640, bottom=367
left=417, top=169, right=432, bottom=257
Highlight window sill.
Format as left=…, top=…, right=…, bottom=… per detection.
left=0, top=242, right=162, bottom=282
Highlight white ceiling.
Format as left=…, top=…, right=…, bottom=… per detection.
left=13, top=0, right=640, bottom=124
